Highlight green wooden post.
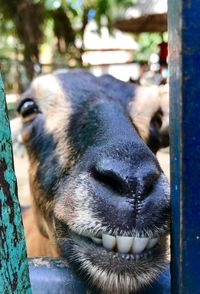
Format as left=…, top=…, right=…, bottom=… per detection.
left=0, top=75, right=31, bottom=293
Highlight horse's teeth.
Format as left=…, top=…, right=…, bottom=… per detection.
left=146, top=237, right=159, bottom=249
left=102, top=233, right=116, bottom=250
left=116, top=236, right=133, bottom=253
left=90, top=233, right=160, bottom=254
left=91, top=237, right=102, bottom=245
left=132, top=237, right=149, bottom=254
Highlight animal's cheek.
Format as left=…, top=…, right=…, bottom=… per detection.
left=53, top=175, right=99, bottom=229
left=21, top=125, right=33, bottom=143
left=54, top=178, right=78, bottom=224
left=54, top=193, right=76, bottom=225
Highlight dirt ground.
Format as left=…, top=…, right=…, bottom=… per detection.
left=14, top=148, right=170, bottom=206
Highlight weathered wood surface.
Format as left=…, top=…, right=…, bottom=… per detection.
left=0, top=75, right=31, bottom=293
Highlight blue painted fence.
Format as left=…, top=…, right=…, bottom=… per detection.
left=169, top=0, right=200, bottom=293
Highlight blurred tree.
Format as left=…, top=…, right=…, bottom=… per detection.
left=44, top=0, right=134, bottom=65
left=0, top=0, right=134, bottom=82
left=134, top=32, right=168, bottom=62
left=0, top=0, right=44, bottom=80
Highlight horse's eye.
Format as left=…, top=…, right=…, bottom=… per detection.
left=17, top=98, right=40, bottom=121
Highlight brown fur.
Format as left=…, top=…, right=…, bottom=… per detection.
left=22, top=207, right=58, bottom=257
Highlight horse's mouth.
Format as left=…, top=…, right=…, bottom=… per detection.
left=58, top=226, right=168, bottom=267
left=55, top=222, right=169, bottom=293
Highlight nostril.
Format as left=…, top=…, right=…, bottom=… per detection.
left=92, top=164, right=128, bottom=194
left=91, top=159, right=161, bottom=198
left=139, top=170, right=161, bottom=198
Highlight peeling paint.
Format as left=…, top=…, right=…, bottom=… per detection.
left=0, top=75, right=31, bottom=293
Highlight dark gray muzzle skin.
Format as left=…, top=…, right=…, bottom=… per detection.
left=66, top=97, right=170, bottom=234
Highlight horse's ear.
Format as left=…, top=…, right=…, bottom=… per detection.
left=129, top=85, right=169, bottom=154
left=147, top=107, right=169, bottom=154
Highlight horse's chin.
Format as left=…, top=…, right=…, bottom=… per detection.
left=56, top=227, right=169, bottom=293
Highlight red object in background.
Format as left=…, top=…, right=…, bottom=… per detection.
left=158, top=41, right=168, bottom=65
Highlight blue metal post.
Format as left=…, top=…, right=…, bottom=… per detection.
left=169, top=1, right=200, bottom=293
left=0, top=75, right=31, bottom=292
